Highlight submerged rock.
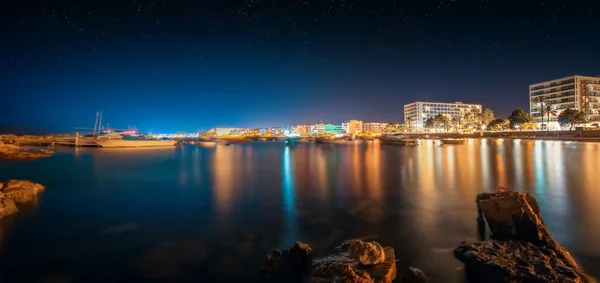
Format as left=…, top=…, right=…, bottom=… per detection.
left=0, top=180, right=45, bottom=219
left=2, top=180, right=45, bottom=204
left=0, top=141, right=54, bottom=160
left=455, top=240, right=582, bottom=283
left=0, top=198, right=19, bottom=218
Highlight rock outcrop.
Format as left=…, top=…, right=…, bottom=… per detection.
left=261, top=240, right=426, bottom=283
left=455, top=188, right=595, bottom=283
left=347, top=240, right=386, bottom=265
left=455, top=240, right=582, bottom=283
left=0, top=180, right=45, bottom=219
left=0, top=140, right=54, bottom=160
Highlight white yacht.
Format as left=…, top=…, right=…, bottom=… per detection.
left=94, top=134, right=177, bottom=148
left=95, top=139, right=177, bottom=148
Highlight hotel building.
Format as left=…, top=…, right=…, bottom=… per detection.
left=293, top=124, right=312, bottom=135
left=362, top=122, right=388, bottom=134
left=404, top=101, right=482, bottom=129
left=529, top=75, right=600, bottom=124
left=342, top=120, right=363, bottom=134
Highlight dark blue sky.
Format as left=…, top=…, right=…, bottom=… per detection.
left=2, top=0, right=599, bottom=133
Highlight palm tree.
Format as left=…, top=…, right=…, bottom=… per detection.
left=451, top=117, right=459, bottom=132
left=532, top=96, right=546, bottom=130
left=544, top=100, right=554, bottom=131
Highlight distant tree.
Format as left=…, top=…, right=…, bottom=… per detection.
left=508, top=108, right=533, bottom=129
left=544, top=101, right=555, bottom=130
left=487, top=118, right=510, bottom=131
left=462, top=108, right=483, bottom=129
left=481, top=108, right=495, bottom=126
left=385, top=122, right=396, bottom=133
left=557, top=108, right=586, bottom=130
left=451, top=117, right=460, bottom=132
left=425, top=117, right=435, bottom=129
left=579, top=79, right=591, bottom=120
left=434, top=114, right=450, bottom=131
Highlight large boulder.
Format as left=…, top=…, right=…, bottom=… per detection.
left=348, top=240, right=386, bottom=265
left=456, top=188, right=596, bottom=282
left=455, top=240, right=582, bottom=283
left=1, top=180, right=45, bottom=204
left=475, top=189, right=581, bottom=272
left=311, top=240, right=397, bottom=283
left=261, top=240, right=413, bottom=283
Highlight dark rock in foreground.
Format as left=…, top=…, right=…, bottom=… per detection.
left=455, top=188, right=596, bottom=283
left=0, top=180, right=45, bottom=219
left=455, top=240, right=582, bottom=283
left=261, top=242, right=313, bottom=282
left=261, top=240, right=426, bottom=283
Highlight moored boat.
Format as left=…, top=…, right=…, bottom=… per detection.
left=223, top=138, right=252, bottom=143
left=346, top=139, right=364, bottom=144
left=378, top=135, right=419, bottom=146
left=315, top=137, right=347, bottom=144
left=441, top=138, right=468, bottom=145
left=95, top=139, right=178, bottom=148
left=197, top=141, right=218, bottom=147
left=213, top=139, right=229, bottom=145
left=379, top=138, right=419, bottom=146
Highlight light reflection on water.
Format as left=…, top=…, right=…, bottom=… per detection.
left=0, top=139, right=599, bottom=282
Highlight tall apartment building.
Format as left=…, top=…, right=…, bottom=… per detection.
left=362, top=122, right=388, bottom=134
left=529, top=75, right=600, bottom=124
left=342, top=120, right=363, bottom=134
left=404, top=101, right=482, bottom=129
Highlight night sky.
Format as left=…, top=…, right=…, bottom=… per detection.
left=2, top=0, right=599, bottom=133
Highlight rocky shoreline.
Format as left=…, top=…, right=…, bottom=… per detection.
left=261, top=188, right=596, bottom=283
left=0, top=136, right=54, bottom=160
left=0, top=180, right=46, bottom=219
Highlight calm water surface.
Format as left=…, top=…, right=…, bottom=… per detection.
left=1, top=139, right=599, bottom=282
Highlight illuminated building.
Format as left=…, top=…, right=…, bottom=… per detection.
left=362, top=122, right=388, bottom=134
left=324, top=124, right=343, bottom=134
left=294, top=124, right=312, bottom=135
left=312, top=123, right=343, bottom=134
left=342, top=120, right=363, bottom=134
left=404, top=101, right=482, bottom=129
left=211, top=128, right=243, bottom=136
left=270, top=127, right=285, bottom=135
left=530, top=75, right=600, bottom=125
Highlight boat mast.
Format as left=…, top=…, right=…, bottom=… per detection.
left=92, top=112, right=99, bottom=137
left=98, top=111, right=103, bottom=133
